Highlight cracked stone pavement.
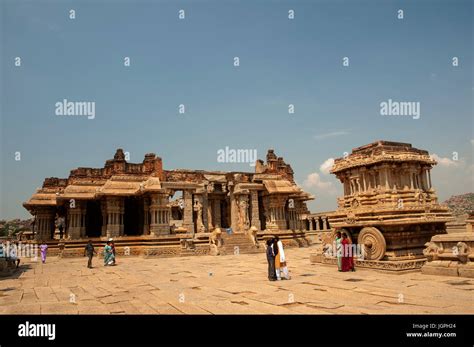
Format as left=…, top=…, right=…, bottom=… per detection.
left=1, top=246, right=473, bottom=314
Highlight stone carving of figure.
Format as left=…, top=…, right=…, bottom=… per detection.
left=415, top=191, right=426, bottom=205
left=238, top=196, right=250, bottom=230
left=194, top=199, right=205, bottom=232
left=423, top=241, right=439, bottom=261
left=456, top=242, right=469, bottom=263
left=209, top=227, right=223, bottom=255
left=248, top=226, right=259, bottom=248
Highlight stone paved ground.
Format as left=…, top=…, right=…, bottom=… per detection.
left=1, top=246, right=473, bottom=314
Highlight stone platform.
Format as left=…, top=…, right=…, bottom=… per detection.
left=421, top=232, right=474, bottom=278
left=1, top=245, right=472, bottom=314
left=18, top=230, right=313, bottom=260
left=310, top=253, right=426, bottom=273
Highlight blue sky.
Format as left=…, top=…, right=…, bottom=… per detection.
left=1, top=0, right=473, bottom=219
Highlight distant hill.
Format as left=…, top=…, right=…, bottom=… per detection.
left=443, top=193, right=474, bottom=223
left=0, top=218, right=33, bottom=237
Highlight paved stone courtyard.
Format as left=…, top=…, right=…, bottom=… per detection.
left=1, top=246, right=473, bottom=314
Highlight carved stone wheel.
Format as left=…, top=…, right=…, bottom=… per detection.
left=357, top=227, right=386, bottom=261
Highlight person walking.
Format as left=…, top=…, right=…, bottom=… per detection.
left=84, top=240, right=97, bottom=268
left=40, top=241, right=48, bottom=264
left=109, top=239, right=116, bottom=265
left=266, top=238, right=277, bottom=281
left=104, top=241, right=115, bottom=266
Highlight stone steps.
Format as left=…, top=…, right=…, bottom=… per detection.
left=219, top=232, right=264, bottom=255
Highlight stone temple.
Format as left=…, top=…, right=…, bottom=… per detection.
left=23, top=148, right=314, bottom=256
left=310, top=141, right=453, bottom=271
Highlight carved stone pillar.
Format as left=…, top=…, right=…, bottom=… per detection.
left=207, top=198, right=214, bottom=230
left=35, top=207, right=55, bottom=241
left=250, top=190, right=261, bottom=231
left=149, top=193, right=171, bottom=236
left=236, top=193, right=250, bottom=232
left=194, top=194, right=205, bottom=233
left=67, top=201, right=86, bottom=239
left=309, top=218, right=314, bottom=231
left=182, top=190, right=194, bottom=234
left=105, top=197, right=123, bottom=239
left=230, top=189, right=239, bottom=231
left=266, top=196, right=286, bottom=231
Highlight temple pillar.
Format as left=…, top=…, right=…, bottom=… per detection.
left=35, top=207, right=55, bottom=241
left=230, top=189, right=239, bottom=231
left=193, top=194, right=206, bottom=233
left=149, top=193, right=171, bottom=236
left=105, top=197, right=123, bottom=239
left=267, top=196, right=286, bottom=231
left=182, top=190, right=194, bottom=234
left=67, top=201, right=86, bottom=239
left=207, top=198, right=214, bottom=230
left=322, top=217, right=327, bottom=230
left=309, top=218, right=314, bottom=231
left=250, top=190, right=261, bottom=230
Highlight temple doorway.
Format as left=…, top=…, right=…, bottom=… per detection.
left=258, top=194, right=266, bottom=230
left=85, top=200, right=102, bottom=237
left=124, top=197, right=144, bottom=236
left=220, top=199, right=230, bottom=228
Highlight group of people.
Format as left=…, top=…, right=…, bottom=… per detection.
left=265, top=236, right=291, bottom=281
left=335, top=231, right=355, bottom=272
left=84, top=239, right=116, bottom=268
left=1, top=238, right=117, bottom=269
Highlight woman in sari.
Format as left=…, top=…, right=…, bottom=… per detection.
left=341, top=233, right=354, bottom=272
left=40, top=241, right=48, bottom=264
left=104, top=241, right=115, bottom=266
left=335, top=232, right=342, bottom=271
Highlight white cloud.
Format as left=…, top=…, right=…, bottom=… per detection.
left=319, top=158, right=335, bottom=175
left=470, top=139, right=474, bottom=146
left=313, top=131, right=348, bottom=140
left=430, top=154, right=459, bottom=167
left=303, top=172, right=334, bottom=192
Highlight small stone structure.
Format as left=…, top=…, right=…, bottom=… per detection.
left=422, top=212, right=474, bottom=278
left=310, top=141, right=453, bottom=271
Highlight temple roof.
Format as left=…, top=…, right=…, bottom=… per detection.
left=263, top=180, right=301, bottom=194
left=97, top=176, right=143, bottom=196
left=331, top=141, right=436, bottom=174
left=23, top=191, right=58, bottom=208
